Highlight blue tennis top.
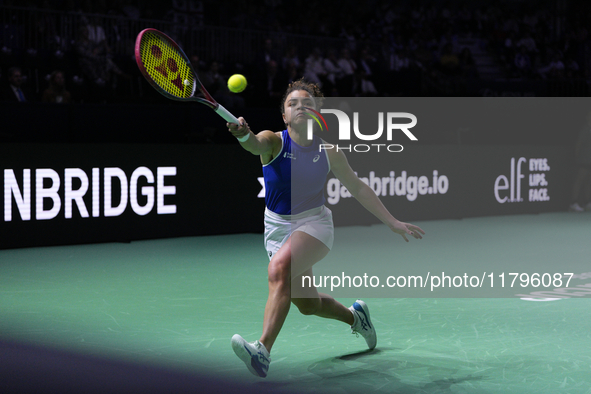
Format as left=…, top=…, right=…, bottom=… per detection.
left=263, top=129, right=330, bottom=215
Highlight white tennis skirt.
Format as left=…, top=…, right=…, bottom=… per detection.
left=264, top=205, right=334, bottom=260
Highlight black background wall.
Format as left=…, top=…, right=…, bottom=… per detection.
left=1, top=98, right=585, bottom=249
left=1, top=141, right=573, bottom=249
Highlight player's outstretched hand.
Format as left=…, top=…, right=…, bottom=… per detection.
left=227, top=117, right=249, bottom=139
left=391, top=220, right=425, bottom=242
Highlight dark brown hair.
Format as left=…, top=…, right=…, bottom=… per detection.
left=280, top=78, right=324, bottom=114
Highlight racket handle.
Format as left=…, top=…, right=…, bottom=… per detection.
left=215, top=104, right=240, bottom=124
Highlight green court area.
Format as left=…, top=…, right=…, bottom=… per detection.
left=1, top=213, right=590, bottom=393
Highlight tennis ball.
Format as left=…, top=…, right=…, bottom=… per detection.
left=228, top=74, right=247, bottom=93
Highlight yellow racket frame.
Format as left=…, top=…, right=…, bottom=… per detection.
left=135, top=29, right=239, bottom=123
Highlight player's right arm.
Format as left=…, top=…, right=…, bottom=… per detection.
left=227, top=117, right=281, bottom=158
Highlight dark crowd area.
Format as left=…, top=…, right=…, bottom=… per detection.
left=0, top=0, right=590, bottom=109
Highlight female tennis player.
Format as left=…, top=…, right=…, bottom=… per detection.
left=227, top=79, right=424, bottom=378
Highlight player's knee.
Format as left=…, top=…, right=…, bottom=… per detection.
left=268, top=256, right=291, bottom=285
left=293, top=298, right=320, bottom=316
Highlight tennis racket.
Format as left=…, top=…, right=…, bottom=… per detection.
left=135, top=28, right=239, bottom=124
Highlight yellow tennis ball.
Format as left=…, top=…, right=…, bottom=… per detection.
left=228, top=74, right=247, bottom=93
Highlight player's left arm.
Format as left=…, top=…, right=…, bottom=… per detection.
left=326, top=147, right=425, bottom=242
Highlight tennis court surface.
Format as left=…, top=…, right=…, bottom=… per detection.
left=1, top=212, right=590, bottom=393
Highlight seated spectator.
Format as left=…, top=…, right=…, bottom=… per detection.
left=514, top=46, right=532, bottom=77
left=356, top=70, right=378, bottom=97
left=523, top=12, right=539, bottom=30
left=538, top=54, right=565, bottom=79
left=252, top=59, right=283, bottom=108
left=262, top=59, right=283, bottom=106
left=86, top=16, right=108, bottom=47
left=323, top=49, right=342, bottom=92
left=388, top=47, right=411, bottom=72
left=203, top=60, right=224, bottom=94
left=459, top=47, right=478, bottom=78
left=516, top=32, right=538, bottom=54
left=190, top=54, right=206, bottom=74
left=439, top=43, right=459, bottom=75
left=284, top=60, right=301, bottom=85
left=504, top=32, right=516, bottom=54
left=259, top=38, right=278, bottom=69
left=359, top=48, right=378, bottom=79
left=42, top=70, right=72, bottom=103
left=439, top=30, right=460, bottom=56
left=502, top=31, right=517, bottom=68
left=303, top=48, right=327, bottom=87
left=564, top=57, right=580, bottom=78
left=1, top=67, right=33, bottom=102
left=75, top=25, right=125, bottom=87
left=282, top=45, right=301, bottom=72
left=337, top=48, right=357, bottom=95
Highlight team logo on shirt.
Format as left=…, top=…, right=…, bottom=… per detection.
left=313, top=155, right=320, bottom=162
left=284, top=152, right=296, bottom=160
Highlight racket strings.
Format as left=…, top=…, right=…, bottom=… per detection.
left=139, top=31, right=195, bottom=99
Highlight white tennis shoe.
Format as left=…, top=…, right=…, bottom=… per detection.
left=231, top=334, right=271, bottom=378
left=349, top=299, right=377, bottom=350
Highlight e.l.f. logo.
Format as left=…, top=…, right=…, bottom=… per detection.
left=494, top=157, right=526, bottom=203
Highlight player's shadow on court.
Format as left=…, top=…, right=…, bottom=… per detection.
left=337, top=347, right=380, bottom=360
left=301, top=347, right=486, bottom=393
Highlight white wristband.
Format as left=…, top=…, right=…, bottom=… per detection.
left=237, top=132, right=251, bottom=142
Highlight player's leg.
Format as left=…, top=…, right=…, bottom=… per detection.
left=288, top=230, right=377, bottom=350
left=231, top=231, right=330, bottom=378
left=259, top=231, right=330, bottom=352
left=291, top=274, right=376, bottom=350
left=291, top=268, right=354, bottom=325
